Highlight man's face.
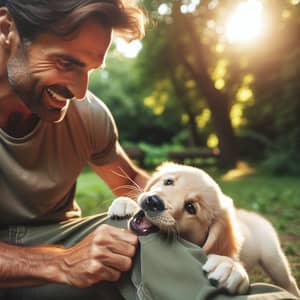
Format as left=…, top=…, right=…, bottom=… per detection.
left=6, top=18, right=112, bottom=122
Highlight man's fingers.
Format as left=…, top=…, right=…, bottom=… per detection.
left=99, top=265, right=121, bottom=282
left=85, top=261, right=122, bottom=284
left=112, top=228, right=138, bottom=245
left=92, top=224, right=138, bottom=271
left=107, top=240, right=136, bottom=257
left=60, top=224, right=139, bottom=287
left=99, top=250, right=133, bottom=272
left=96, top=224, right=138, bottom=245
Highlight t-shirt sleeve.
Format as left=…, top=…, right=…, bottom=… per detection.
left=84, top=91, right=120, bottom=165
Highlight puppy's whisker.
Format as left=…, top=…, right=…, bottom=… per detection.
left=127, top=190, right=140, bottom=200
left=112, top=184, right=139, bottom=192
left=112, top=167, right=144, bottom=193
left=112, top=185, right=141, bottom=199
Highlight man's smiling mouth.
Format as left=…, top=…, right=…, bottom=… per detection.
left=45, top=86, right=76, bottom=110
left=47, top=87, right=76, bottom=102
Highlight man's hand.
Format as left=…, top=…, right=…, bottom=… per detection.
left=57, top=224, right=138, bottom=287
left=0, top=224, right=138, bottom=288
left=203, top=254, right=250, bottom=294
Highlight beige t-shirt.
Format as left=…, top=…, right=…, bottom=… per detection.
left=0, top=91, right=118, bottom=226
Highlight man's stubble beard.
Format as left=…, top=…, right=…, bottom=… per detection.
left=6, top=43, right=42, bottom=115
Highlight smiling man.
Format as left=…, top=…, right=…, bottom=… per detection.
left=0, top=0, right=149, bottom=298
left=0, top=1, right=297, bottom=300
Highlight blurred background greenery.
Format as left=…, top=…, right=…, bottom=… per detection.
left=78, top=0, right=300, bottom=284
left=89, top=0, right=300, bottom=173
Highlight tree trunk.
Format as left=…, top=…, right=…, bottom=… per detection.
left=178, top=12, right=238, bottom=167
left=168, top=69, right=202, bottom=147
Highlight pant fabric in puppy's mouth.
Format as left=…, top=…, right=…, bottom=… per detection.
left=130, top=210, right=159, bottom=235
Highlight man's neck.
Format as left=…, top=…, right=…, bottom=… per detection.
left=0, top=82, right=39, bottom=138
left=2, top=111, right=39, bottom=138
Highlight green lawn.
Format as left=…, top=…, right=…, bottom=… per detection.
left=76, top=166, right=300, bottom=284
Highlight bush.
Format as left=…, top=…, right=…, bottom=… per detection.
left=262, top=130, right=300, bottom=176
left=137, top=142, right=184, bottom=170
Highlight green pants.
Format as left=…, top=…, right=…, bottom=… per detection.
left=0, top=214, right=297, bottom=300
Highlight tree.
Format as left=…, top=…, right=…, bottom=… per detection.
left=138, top=0, right=240, bottom=167
left=137, top=0, right=300, bottom=168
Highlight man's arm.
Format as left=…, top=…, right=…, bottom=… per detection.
left=0, top=224, right=137, bottom=288
left=90, top=143, right=149, bottom=198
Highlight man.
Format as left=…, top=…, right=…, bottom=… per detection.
left=0, top=1, right=297, bottom=299
left=0, top=0, right=147, bottom=294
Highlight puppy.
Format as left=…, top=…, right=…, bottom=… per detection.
left=109, top=163, right=300, bottom=297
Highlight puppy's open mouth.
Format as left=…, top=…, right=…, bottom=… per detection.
left=130, top=210, right=159, bottom=235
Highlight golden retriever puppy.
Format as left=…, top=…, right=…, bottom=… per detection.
left=109, top=163, right=300, bottom=297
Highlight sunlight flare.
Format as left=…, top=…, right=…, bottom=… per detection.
left=115, top=38, right=142, bottom=58
left=226, top=0, right=265, bottom=44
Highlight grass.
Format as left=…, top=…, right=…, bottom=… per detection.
left=76, top=164, right=300, bottom=285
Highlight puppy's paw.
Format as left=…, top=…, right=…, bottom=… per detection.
left=203, top=254, right=249, bottom=294
left=108, top=197, right=139, bottom=219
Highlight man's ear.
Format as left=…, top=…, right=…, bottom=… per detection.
left=0, top=7, right=19, bottom=48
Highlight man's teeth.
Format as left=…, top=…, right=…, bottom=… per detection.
left=47, top=88, right=69, bottom=102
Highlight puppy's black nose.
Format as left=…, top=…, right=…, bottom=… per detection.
left=142, top=195, right=165, bottom=212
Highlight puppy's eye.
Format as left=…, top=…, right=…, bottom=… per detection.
left=184, top=202, right=196, bottom=214
left=163, top=179, right=174, bottom=186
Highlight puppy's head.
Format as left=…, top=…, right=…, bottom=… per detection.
left=130, top=162, right=243, bottom=258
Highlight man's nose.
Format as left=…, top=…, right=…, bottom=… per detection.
left=69, top=70, right=89, bottom=100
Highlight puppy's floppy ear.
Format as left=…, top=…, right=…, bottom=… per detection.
left=203, top=195, right=243, bottom=259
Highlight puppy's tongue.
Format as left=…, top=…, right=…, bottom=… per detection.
left=130, top=210, right=158, bottom=235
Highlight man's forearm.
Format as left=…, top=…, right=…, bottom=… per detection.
left=0, top=224, right=137, bottom=289
left=0, top=241, right=65, bottom=287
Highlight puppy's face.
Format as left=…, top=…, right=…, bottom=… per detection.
left=130, top=163, right=227, bottom=246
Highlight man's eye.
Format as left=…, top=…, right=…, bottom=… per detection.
left=163, top=179, right=174, bottom=186
left=56, top=59, right=74, bottom=70
left=184, top=202, right=196, bottom=214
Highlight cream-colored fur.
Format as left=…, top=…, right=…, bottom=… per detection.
left=109, top=163, right=299, bottom=297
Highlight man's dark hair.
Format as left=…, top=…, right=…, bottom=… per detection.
left=0, top=0, right=145, bottom=42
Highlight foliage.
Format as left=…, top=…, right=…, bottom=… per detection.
left=262, top=131, right=300, bottom=175
left=137, top=0, right=300, bottom=168
left=87, top=0, right=300, bottom=173
left=244, top=46, right=300, bottom=174
left=134, top=142, right=184, bottom=169
left=89, top=51, right=184, bottom=145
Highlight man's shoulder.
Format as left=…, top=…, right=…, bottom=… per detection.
left=69, top=90, right=112, bottom=119
left=67, top=90, right=115, bottom=132
left=73, top=90, right=107, bottom=110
